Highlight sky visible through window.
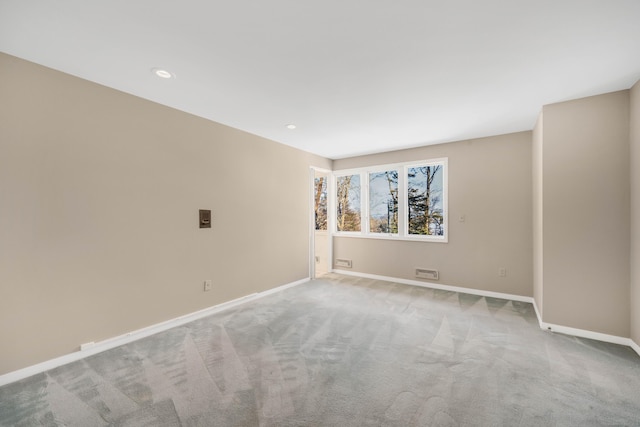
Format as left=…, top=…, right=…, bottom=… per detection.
left=369, top=171, right=398, bottom=233
left=408, top=165, right=444, bottom=235
left=336, top=174, right=361, bottom=231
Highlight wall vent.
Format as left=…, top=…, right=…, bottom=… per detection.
left=415, top=268, right=439, bottom=280
left=335, top=258, right=353, bottom=268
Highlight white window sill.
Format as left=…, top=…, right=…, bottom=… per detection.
left=333, top=233, right=447, bottom=243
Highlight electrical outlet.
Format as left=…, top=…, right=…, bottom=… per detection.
left=204, top=280, right=212, bottom=292
left=498, top=267, right=507, bottom=277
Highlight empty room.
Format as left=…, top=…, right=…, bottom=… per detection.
left=1, top=1, right=640, bottom=425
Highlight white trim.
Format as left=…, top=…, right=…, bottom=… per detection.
left=529, top=298, right=636, bottom=349
left=333, top=233, right=448, bottom=243
left=255, top=278, right=309, bottom=298
left=531, top=296, right=543, bottom=326
left=310, top=166, right=332, bottom=279
left=331, top=269, right=533, bottom=303
left=538, top=321, right=633, bottom=347
left=0, top=278, right=310, bottom=387
left=309, top=167, right=316, bottom=279
left=332, top=269, right=639, bottom=355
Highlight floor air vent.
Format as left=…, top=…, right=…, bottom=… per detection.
left=415, top=268, right=438, bottom=280
left=335, top=258, right=352, bottom=268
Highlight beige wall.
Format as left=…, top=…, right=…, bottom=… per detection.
left=333, top=132, right=533, bottom=297
left=541, top=91, right=630, bottom=337
left=1, top=50, right=636, bottom=375
left=532, top=114, right=544, bottom=315
left=0, top=53, right=330, bottom=374
left=631, top=81, right=640, bottom=345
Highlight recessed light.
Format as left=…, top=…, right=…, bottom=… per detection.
left=286, top=124, right=297, bottom=130
left=152, top=68, right=174, bottom=79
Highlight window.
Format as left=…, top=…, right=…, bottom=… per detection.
left=407, top=165, right=444, bottom=236
left=369, top=170, right=398, bottom=234
left=336, top=174, right=361, bottom=232
left=333, top=159, right=447, bottom=242
left=314, top=176, right=328, bottom=231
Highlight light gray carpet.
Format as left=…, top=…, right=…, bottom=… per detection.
left=1, top=273, right=639, bottom=426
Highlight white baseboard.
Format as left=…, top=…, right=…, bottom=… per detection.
left=0, top=277, right=310, bottom=387
left=332, top=269, right=640, bottom=356
left=258, top=277, right=309, bottom=297
left=531, top=297, right=543, bottom=325
left=331, top=269, right=534, bottom=303
left=538, top=320, right=632, bottom=347
left=528, top=294, right=636, bottom=350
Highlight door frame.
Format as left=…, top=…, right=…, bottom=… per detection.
left=309, top=166, right=332, bottom=279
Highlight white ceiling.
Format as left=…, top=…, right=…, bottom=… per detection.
left=1, top=1, right=639, bottom=159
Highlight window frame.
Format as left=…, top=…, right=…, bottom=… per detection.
left=332, top=158, right=448, bottom=243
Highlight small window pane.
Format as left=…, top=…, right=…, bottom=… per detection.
left=407, top=165, right=444, bottom=236
left=314, top=176, right=327, bottom=231
left=369, top=171, right=398, bottom=233
left=336, top=174, right=361, bottom=232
